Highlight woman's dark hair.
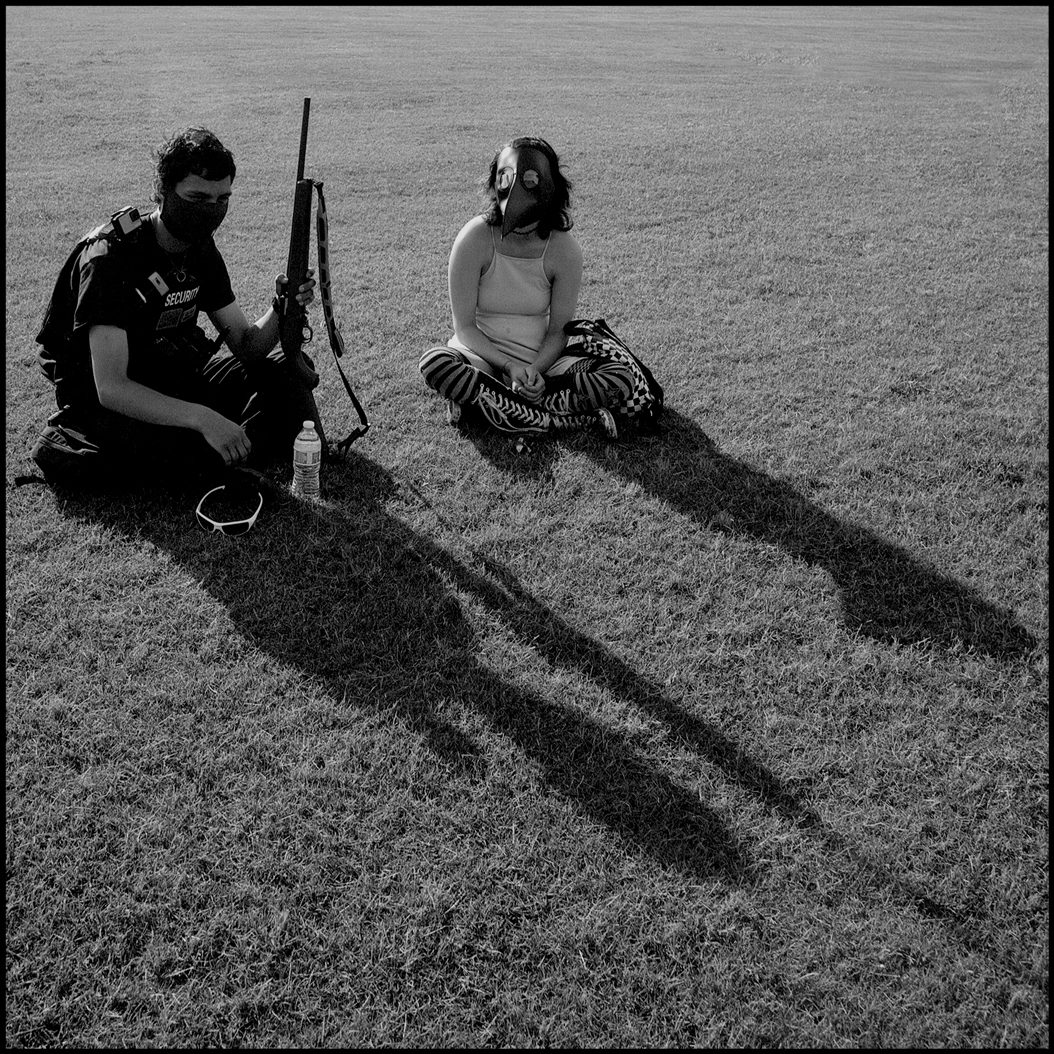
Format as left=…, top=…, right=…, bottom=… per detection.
left=479, top=136, right=573, bottom=237
left=151, top=127, right=237, bottom=204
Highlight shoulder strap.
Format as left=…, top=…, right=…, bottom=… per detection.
left=312, top=180, right=370, bottom=456
left=36, top=210, right=124, bottom=347
left=564, top=316, right=629, bottom=352
left=36, top=207, right=154, bottom=349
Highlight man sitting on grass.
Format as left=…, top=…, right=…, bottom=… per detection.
left=30, top=126, right=319, bottom=486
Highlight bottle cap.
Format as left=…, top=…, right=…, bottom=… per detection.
left=303, top=420, right=314, bottom=429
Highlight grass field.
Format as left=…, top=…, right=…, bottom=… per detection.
left=5, top=5, right=1049, bottom=1048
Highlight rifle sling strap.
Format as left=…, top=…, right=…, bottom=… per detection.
left=313, top=180, right=370, bottom=457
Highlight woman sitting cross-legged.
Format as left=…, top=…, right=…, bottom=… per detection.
left=420, top=136, right=637, bottom=440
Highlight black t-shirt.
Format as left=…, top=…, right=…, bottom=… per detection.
left=38, top=211, right=236, bottom=407
left=72, top=217, right=235, bottom=345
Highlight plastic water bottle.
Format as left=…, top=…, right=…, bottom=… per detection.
left=291, top=420, right=322, bottom=500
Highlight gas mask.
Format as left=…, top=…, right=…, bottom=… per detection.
left=160, top=192, right=228, bottom=245
left=496, top=146, right=556, bottom=238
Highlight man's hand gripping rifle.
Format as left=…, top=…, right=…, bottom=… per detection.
left=276, top=97, right=370, bottom=457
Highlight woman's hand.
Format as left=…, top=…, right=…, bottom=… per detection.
left=507, top=363, right=545, bottom=403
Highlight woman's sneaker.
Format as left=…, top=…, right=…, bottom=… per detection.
left=594, top=408, right=619, bottom=441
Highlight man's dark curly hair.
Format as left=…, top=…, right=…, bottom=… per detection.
left=479, top=136, right=573, bottom=238
left=151, top=127, right=237, bottom=204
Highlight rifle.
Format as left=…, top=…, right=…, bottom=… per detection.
left=276, top=97, right=370, bottom=456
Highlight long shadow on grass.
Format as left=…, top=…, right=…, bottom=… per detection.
left=458, top=420, right=1029, bottom=951
left=468, top=408, right=1036, bottom=659
left=54, top=459, right=760, bottom=884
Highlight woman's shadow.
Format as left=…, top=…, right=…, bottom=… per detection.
left=51, top=453, right=821, bottom=884
left=465, top=407, right=1037, bottom=659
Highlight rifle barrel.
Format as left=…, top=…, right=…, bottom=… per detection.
left=295, top=97, right=311, bottom=183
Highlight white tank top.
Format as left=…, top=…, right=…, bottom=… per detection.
left=449, top=228, right=552, bottom=369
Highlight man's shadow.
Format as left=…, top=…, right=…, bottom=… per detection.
left=465, top=407, right=1036, bottom=659
left=52, top=453, right=811, bottom=884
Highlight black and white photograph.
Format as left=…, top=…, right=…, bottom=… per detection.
left=6, top=5, right=1047, bottom=1047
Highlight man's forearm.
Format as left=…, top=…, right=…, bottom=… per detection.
left=234, top=306, right=281, bottom=361
left=97, top=376, right=211, bottom=431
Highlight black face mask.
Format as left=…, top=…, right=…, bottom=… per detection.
left=497, top=147, right=556, bottom=238
left=160, top=192, right=227, bottom=244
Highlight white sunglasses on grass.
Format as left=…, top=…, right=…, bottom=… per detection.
left=195, top=484, right=264, bottom=537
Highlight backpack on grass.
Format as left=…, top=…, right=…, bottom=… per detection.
left=563, top=317, right=664, bottom=434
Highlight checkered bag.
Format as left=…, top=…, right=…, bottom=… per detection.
left=563, top=317, right=664, bottom=433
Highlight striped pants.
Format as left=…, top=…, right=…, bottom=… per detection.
left=419, top=346, right=636, bottom=436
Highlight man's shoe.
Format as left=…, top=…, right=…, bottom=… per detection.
left=29, top=410, right=104, bottom=484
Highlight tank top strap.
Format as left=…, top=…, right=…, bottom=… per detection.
left=489, top=222, right=549, bottom=262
